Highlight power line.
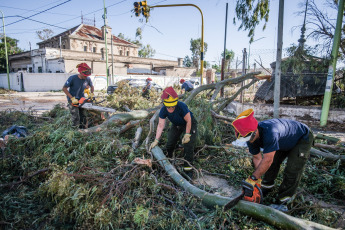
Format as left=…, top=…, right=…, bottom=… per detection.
left=4, top=0, right=72, bottom=27
left=6, top=16, right=67, bottom=30
left=0, top=5, right=75, bottom=17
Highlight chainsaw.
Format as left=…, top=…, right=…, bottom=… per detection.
left=72, top=97, right=116, bottom=113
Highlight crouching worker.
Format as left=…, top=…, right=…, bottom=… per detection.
left=149, top=87, right=198, bottom=178
left=231, top=109, right=313, bottom=211
left=62, top=63, right=94, bottom=129
left=142, top=77, right=152, bottom=99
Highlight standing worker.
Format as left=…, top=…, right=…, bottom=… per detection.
left=180, top=79, right=194, bottom=94
left=62, top=63, right=94, bottom=129
left=142, top=77, right=152, bottom=99
left=149, top=87, right=198, bottom=178
left=231, top=109, right=313, bottom=211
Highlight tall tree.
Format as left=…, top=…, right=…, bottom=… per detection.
left=183, top=55, right=192, bottom=67
left=36, top=29, right=54, bottom=41
left=221, top=49, right=235, bottom=72
left=190, top=38, right=208, bottom=70
left=0, top=36, right=22, bottom=73
left=138, top=44, right=155, bottom=58
left=234, top=0, right=270, bottom=42
left=298, top=0, right=345, bottom=59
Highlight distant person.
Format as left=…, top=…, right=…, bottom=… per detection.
left=142, top=77, right=152, bottom=99
left=149, top=87, right=198, bottom=178
left=180, top=79, right=194, bottom=94
left=62, top=63, right=94, bottom=129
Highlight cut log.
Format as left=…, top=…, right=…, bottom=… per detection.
left=80, top=110, right=149, bottom=134
left=315, top=134, right=340, bottom=144
left=132, top=126, right=143, bottom=150
left=119, top=120, right=140, bottom=134
left=151, top=146, right=336, bottom=230
left=314, top=143, right=345, bottom=151
left=310, top=148, right=345, bottom=162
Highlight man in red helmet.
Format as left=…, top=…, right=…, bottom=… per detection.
left=62, top=63, right=94, bottom=129
left=142, top=77, right=152, bottom=99
left=149, top=86, right=198, bottom=178
left=179, top=79, right=194, bottom=94
left=231, top=109, right=313, bottom=211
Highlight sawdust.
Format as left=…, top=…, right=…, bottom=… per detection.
left=193, top=175, right=241, bottom=198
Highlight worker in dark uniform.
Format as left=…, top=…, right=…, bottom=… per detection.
left=62, top=63, right=94, bottom=129
left=231, top=109, right=314, bottom=211
left=149, top=86, right=198, bottom=178
left=142, top=77, right=152, bottom=99
left=180, top=79, right=194, bottom=94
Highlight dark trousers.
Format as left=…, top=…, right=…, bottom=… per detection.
left=68, top=104, right=87, bottom=129
left=262, top=130, right=314, bottom=200
left=166, top=118, right=198, bottom=165
left=142, top=89, right=150, bottom=99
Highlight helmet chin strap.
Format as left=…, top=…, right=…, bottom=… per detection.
left=238, top=136, right=251, bottom=142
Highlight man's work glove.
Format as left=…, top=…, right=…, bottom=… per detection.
left=242, top=176, right=263, bottom=204
left=149, top=139, right=159, bottom=151
left=71, top=97, right=79, bottom=105
left=182, top=134, right=191, bottom=144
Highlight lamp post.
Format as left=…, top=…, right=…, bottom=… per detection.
left=103, top=0, right=109, bottom=88
left=247, top=36, right=265, bottom=70
left=0, top=10, right=10, bottom=90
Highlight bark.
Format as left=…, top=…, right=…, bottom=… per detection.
left=119, top=120, right=140, bottom=134
left=151, top=146, right=336, bottom=230
left=0, top=168, right=50, bottom=189
left=211, top=110, right=235, bottom=122
left=315, top=134, right=340, bottom=144
left=80, top=110, right=149, bottom=134
left=310, top=148, right=345, bottom=162
left=132, top=126, right=143, bottom=150
left=314, top=143, right=345, bottom=151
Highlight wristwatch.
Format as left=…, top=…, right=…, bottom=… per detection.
left=250, top=175, right=258, bottom=181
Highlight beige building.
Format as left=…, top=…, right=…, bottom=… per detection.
left=9, top=24, right=196, bottom=77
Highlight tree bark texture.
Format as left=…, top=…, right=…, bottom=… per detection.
left=151, top=146, right=336, bottom=230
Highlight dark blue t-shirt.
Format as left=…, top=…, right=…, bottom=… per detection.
left=146, top=81, right=152, bottom=90
left=159, top=101, right=194, bottom=126
left=247, top=119, right=309, bottom=155
left=181, top=81, right=194, bottom=91
left=64, top=74, right=93, bottom=102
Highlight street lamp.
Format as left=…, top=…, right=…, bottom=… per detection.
left=0, top=10, right=10, bottom=90
left=248, top=36, right=265, bottom=70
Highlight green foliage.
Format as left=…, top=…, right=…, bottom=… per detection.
left=0, top=36, right=23, bottom=73
left=190, top=38, right=208, bottom=70
left=138, top=44, right=156, bottom=58
left=183, top=55, right=192, bottom=67
left=234, top=0, right=269, bottom=42
left=221, top=49, right=235, bottom=72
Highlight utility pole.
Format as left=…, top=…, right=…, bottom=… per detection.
left=0, top=10, right=10, bottom=90
left=220, top=2, right=228, bottom=97
left=111, top=37, right=114, bottom=85
left=320, top=0, right=344, bottom=126
left=240, top=48, right=247, bottom=103
left=103, top=0, right=109, bottom=87
left=273, top=0, right=284, bottom=118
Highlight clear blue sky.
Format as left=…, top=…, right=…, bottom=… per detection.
left=0, top=0, right=334, bottom=67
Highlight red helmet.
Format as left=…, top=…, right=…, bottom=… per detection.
left=76, top=63, right=91, bottom=77
left=232, top=109, right=258, bottom=139
left=180, top=79, right=185, bottom=84
left=147, top=77, right=152, bottom=81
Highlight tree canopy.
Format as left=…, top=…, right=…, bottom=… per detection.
left=190, top=38, right=208, bottom=70
left=0, top=36, right=22, bottom=73
left=36, top=29, right=54, bottom=41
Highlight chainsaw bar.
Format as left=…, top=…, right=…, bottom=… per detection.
left=223, top=193, right=244, bottom=211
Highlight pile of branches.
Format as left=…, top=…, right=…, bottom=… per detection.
left=0, top=74, right=344, bottom=229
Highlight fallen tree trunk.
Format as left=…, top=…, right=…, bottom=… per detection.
left=151, top=146, right=336, bottom=230
left=132, top=126, right=143, bottom=150
left=310, top=147, right=345, bottom=162
left=80, top=110, right=149, bottom=134
left=314, top=143, right=345, bottom=151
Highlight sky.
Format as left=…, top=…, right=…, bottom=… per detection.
left=0, top=0, right=336, bottom=68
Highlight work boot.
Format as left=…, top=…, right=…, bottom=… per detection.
left=261, top=181, right=275, bottom=197
left=269, top=196, right=292, bottom=213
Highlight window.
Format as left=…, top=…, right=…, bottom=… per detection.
left=120, top=50, right=123, bottom=56
left=84, top=46, right=87, bottom=52
left=126, top=51, right=129, bottom=56
left=29, top=67, right=33, bottom=73
left=63, top=45, right=66, bottom=49
left=38, top=67, right=42, bottom=73
left=101, top=48, right=104, bottom=60
left=93, top=47, right=96, bottom=53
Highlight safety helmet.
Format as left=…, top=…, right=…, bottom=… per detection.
left=146, top=77, right=152, bottom=81
left=180, top=79, right=185, bottom=84
left=77, top=63, right=91, bottom=77
left=232, top=109, right=258, bottom=139
left=161, top=87, right=178, bottom=107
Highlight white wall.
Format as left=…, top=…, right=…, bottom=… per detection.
left=0, top=72, right=202, bottom=92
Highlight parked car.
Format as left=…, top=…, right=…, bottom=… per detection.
left=107, top=78, right=163, bottom=94
left=189, top=78, right=200, bottom=88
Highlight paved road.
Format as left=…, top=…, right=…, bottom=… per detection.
left=0, top=92, right=67, bottom=115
